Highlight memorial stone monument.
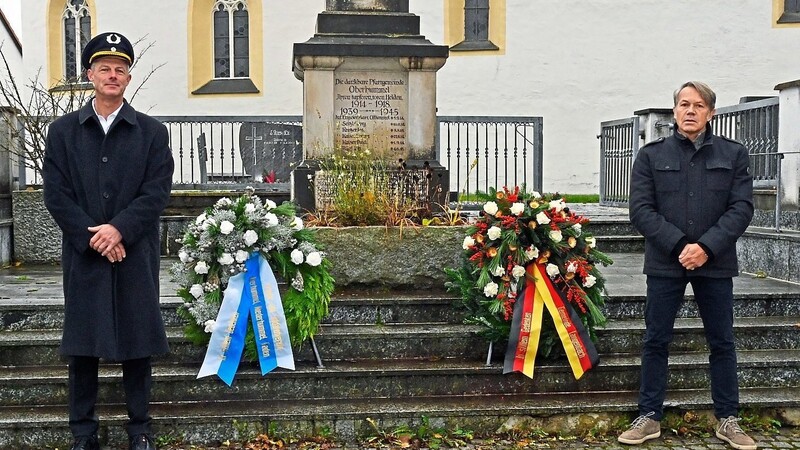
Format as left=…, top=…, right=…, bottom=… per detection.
left=292, top=0, right=449, bottom=211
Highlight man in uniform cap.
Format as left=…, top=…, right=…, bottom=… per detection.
left=43, top=31, right=172, bottom=450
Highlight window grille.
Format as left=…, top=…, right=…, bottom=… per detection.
left=62, top=0, right=91, bottom=81
left=213, top=0, right=250, bottom=78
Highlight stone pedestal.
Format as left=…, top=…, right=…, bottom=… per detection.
left=292, top=0, right=449, bottom=212
left=775, top=79, right=800, bottom=211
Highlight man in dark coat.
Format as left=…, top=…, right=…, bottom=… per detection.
left=42, top=32, right=173, bottom=450
left=619, top=81, right=756, bottom=450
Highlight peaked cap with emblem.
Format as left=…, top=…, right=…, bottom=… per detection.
left=81, top=32, right=134, bottom=70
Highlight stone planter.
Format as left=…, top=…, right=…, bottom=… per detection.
left=314, top=225, right=467, bottom=289
left=10, top=191, right=470, bottom=289
left=12, top=189, right=61, bottom=263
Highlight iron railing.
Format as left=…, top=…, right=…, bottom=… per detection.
left=437, top=116, right=543, bottom=198
left=152, top=115, right=544, bottom=196
left=598, top=117, right=639, bottom=207
left=712, top=97, right=780, bottom=187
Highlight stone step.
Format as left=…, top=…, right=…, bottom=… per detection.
left=3, top=314, right=798, bottom=367
left=595, top=235, right=645, bottom=253
left=0, top=349, right=797, bottom=408
left=595, top=316, right=800, bottom=354
left=0, top=317, right=800, bottom=366
left=4, top=287, right=799, bottom=333
left=0, top=387, right=797, bottom=449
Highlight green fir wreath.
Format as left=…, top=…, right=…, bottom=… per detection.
left=445, top=186, right=613, bottom=359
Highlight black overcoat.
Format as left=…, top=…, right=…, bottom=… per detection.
left=43, top=100, right=174, bottom=361
left=629, top=125, right=753, bottom=278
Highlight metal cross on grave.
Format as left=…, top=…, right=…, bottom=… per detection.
left=245, top=124, right=264, bottom=168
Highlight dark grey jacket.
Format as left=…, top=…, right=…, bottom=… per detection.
left=629, top=125, right=753, bottom=278
left=43, top=100, right=174, bottom=360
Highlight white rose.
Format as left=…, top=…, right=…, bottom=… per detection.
left=549, top=199, right=565, bottom=212
left=204, top=320, right=216, bottom=333
left=218, top=253, right=234, bottom=265
left=536, top=211, right=551, bottom=225
left=487, top=226, right=502, bottom=241
left=219, top=220, right=235, bottom=235
left=549, top=229, right=563, bottom=242
left=492, top=265, right=505, bottom=277
left=194, top=261, right=209, bottom=275
left=215, top=198, right=232, bottom=208
left=245, top=203, right=256, bottom=214
left=572, top=223, right=582, bottom=236
left=583, top=274, right=597, bottom=288
left=483, top=201, right=499, bottom=216
left=306, top=251, right=322, bottom=267
left=567, top=261, right=578, bottom=273
left=524, top=246, right=539, bottom=261
left=201, top=218, right=217, bottom=231
left=483, top=281, right=499, bottom=297
left=585, top=236, right=597, bottom=249
left=265, top=199, right=277, bottom=210
left=546, top=263, right=560, bottom=278
left=531, top=191, right=542, bottom=199
left=290, top=249, right=304, bottom=265
left=292, top=216, right=304, bottom=231
left=189, top=284, right=204, bottom=298
left=462, top=235, right=475, bottom=250
left=510, top=202, right=525, bottom=216
left=265, top=213, right=279, bottom=226
left=179, top=250, right=190, bottom=263
left=235, top=250, right=250, bottom=263
left=195, top=212, right=207, bottom=225
left=512, top=265, right=526, bottom=279
left=243, top=230, right=258, bottom=246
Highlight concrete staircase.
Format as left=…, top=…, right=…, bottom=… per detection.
left=0, top=208, right=798, bottom=449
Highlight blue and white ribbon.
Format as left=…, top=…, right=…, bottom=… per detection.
left=198, top=254, right=295, bottom=386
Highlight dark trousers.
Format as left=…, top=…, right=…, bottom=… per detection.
left=638, top=275, right=739, bottom=420
left=68, top=356, right=153, bottom=438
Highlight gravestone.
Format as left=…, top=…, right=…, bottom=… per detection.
left=292, top=0, right=449, bottom=211
left=238, top=122, right=303, bottom=182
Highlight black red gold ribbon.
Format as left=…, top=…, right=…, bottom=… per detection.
left=503, top=263, right=599, bottom=379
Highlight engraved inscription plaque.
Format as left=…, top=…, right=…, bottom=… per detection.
left=333, top=71, right=408, bottom=157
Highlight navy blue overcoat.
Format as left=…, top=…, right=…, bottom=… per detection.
left=43, top=100, right=174, bottom=360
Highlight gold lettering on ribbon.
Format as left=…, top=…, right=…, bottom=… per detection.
left=558, top=307, right=573, bottom=328
left=521, top=312, right=532, bottom=332
left=515, top=336, right=529, bottom=360
left=249, top=277, right=259, bottom=304
left=254, top=306, right=268, bottom=340
left=264, top=293, right=286, bottom=351
left=569, top=331, right=586, bottom=358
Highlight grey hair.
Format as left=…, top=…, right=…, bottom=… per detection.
left=673, top=81, right=716, bottom=110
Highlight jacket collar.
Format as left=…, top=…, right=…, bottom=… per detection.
left=78, top=98, right=136, bottom=127
left=673, top=122, right=714, bottom=148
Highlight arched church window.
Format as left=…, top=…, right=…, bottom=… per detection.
left=63, top=0, right=92, bottom=81
left=213, top=0, right=250, bottom=78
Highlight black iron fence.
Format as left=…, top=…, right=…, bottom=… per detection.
left=150, top=115, right=543, bottom=197
left=598, top=117, right=639, bottom=207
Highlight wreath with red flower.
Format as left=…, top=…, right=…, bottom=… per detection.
left=445, top=186, right=613, bottom=359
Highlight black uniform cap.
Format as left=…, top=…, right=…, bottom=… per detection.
left=81, top=32, right=134, bottom=70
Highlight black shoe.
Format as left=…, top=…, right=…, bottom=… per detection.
left=129, top=433, right=157, bottom=450
left=70, top=435, right=99, bottom=450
